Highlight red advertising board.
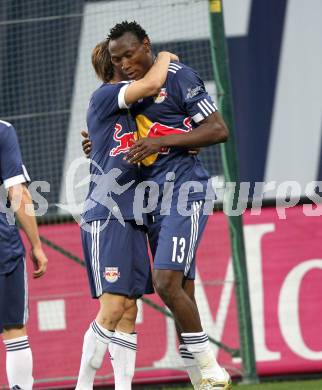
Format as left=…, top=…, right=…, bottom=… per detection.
left=0, top=205, right=322, bottom=388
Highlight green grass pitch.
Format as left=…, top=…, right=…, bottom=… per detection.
left=158, top=379, right=322, bottom=390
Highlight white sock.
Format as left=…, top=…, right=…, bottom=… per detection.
left=76, top=321, right=114, bottom=390
left=179, top=344, right=202, bottom=387
left=181, top=332, right=226, bottom=381
left=109, top=331, right=137, bottom=390
left=4, top=336, right=34, bottom=390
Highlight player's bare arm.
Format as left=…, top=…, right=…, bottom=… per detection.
left=126, top=111, right=229, bottom=164
left=8, top=183, right=48, bottom=278
left=124, top=51, right=179, bottom=105
left=81, top=129, right=198, bottom=158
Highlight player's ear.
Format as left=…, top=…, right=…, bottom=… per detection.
left=142, top=37, right=151, bottom=52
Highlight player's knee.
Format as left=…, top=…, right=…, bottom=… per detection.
left=98, top=307, right=124, bottom=328
left=98, top=293, right=127, bottom=327
left=117, top=299, right=138, bottom=333
left=153, top=271, right=181, bottom=304
left=183, top=279, right=195, bottom=301
left=124, top=299, right=138, bottom=320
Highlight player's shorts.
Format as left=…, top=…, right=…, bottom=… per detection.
left=148, top=200, right=208, bottom=279
left=0, top=258, right=28, bottom=333
left=81, top=219, right=154, bottom=298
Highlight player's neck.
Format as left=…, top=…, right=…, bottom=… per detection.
left=110, top=69, right=129, bottom=84
left=145, top=54, right=155, bottom=75
left=110, top=76, right=124, bottom=84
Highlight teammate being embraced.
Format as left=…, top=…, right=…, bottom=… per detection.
left=107, top=21, right=231, bottom=390
left=76, top=40, right=178, bottom=390
left=0, top=120, right=48, bottom=390
left=82, top=22, right=231, bottom=390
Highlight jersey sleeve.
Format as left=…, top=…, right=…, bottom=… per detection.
left=0, top=123, right=30, bottom=189
left=91, top=82, right=131, bottom=121
left=173, top=66, right=218, bottom=124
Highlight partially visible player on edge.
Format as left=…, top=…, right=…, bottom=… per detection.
left=75, top=40, right=178, bottom=390
left=0, top=119, right=48, bottom=390
left=107, top=21, right=231, bottom=390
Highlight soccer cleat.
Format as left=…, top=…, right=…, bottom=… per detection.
left=199, top=378, right=232, bottom=389
left=198, top=369, right=232, bottom=390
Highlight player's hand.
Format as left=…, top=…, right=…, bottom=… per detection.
left=158, top=51, right=179, bottom=63
left=81, top=130, right=92, bottom=157
left=188, top=148, right=200, bottom=155
left=30, top=246, right=48, bottom=278
left=126, top=138, right=163, bottom=164
left=168, top=52, right=179, bottom=62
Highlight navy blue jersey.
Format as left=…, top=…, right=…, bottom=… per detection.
left=131, top=62, right=216, bottom=213
left=0, top=120, right=30, bottom=275
left=82, top=82, right=141, bottom=223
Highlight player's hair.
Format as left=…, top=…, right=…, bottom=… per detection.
left=108, top=20, right=149, bottom=43
left=91, top=40, right=114, bottom=83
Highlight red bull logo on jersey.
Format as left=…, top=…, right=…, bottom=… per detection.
left=154, top=88, right=167, bottom=104
left=109, top=123, right=136, bottom=157
left=135, top=114, right=192, bottom=166
left=104, top=267, right=120, bottom=283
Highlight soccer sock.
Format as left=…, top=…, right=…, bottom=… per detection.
left=4, top=336, right=34, bottom=390
left=179, top=344, right=202, bottom=387
left=109, top=331, right=137, bottom=390
left=76, top=320, right=114, bottom=390
left=181, top=332, right=226, bottom=381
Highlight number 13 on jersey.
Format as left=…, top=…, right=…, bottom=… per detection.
left=171, top=236, right=186, bottom=263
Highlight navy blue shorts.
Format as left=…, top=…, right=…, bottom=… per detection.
left=0, top=258, right=28, bottom=333
left=148, top=201, right=208, bottom=279
left=81, top=220, right=153, bottom=298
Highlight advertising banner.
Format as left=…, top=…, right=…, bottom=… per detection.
left=0, top=205, right=321, bottom=388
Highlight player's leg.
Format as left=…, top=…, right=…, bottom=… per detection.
left=152, top=202, right=206, bottom=331
left=77, top=221, right=122, bottom=390
left=153, top=202, right=231, bottom=388
left=77, top=220, right=151, bottom=390
left=1, top=258, right=34, bottom=390
left=110, top=298, right=138, bottom=390
left=182, top=250, right=231, bottom=389
left=109, top=222, right=153, bottom=390
left=76, top=292, right=126, bottom=390
left=116, top=298, right=137, bottom=334
left=176, top=279, right=202, bottom=389
left=148, top=214, right=202, bottom=388
left=154, top=269, right=202, bottom=329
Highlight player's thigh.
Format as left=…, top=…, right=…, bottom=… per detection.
left=154, top=201, right=208, bottom=278
left=2, top=258, right=28, bottom=332
left=81, top=220, right=150, bottom=298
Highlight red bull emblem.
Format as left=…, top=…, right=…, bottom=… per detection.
left=110, top=123, right=135, bottom=156
left=147, top=117, right=192, bottom=153
left=104, top=267, right=120, bottom=283
left=154, top=88, right=167, bottom=104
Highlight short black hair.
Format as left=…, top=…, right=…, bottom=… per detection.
left=108, top=20, right=149, bottom=42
